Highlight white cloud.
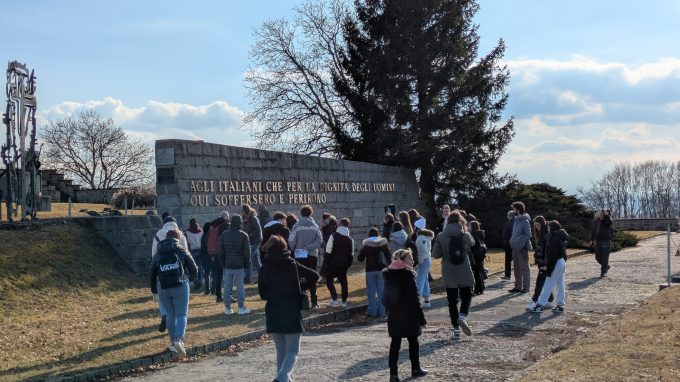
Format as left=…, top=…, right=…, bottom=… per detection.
left=38, top=97, right=252, bottom=147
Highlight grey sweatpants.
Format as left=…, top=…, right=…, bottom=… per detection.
left=512, top=248, right=531, bottom=291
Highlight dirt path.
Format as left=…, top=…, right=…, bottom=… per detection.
left=123, top=234, right=679, bottom=382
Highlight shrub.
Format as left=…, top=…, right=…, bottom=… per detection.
left=111, top=187, right=156, bottom=209
left=611, top=230, right=638, bottom=252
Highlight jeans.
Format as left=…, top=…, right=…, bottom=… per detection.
left=538, top=258, right=566, bottom=307
left=190, top=249, right=202, bottom=286
left=446, top=287, right=472, bottom=327
left=158, top=278, right=190, bottom=342
left=366, top=271, right=385, bottom=317
left=272, top=332, right=302, bottom=382
left=325, top=266, right=348, bottom=302
left=389, top=336, right=420, bottom=376
left=212, top=260, right=223, bottom=298
left=595, top=241, right=611, bottom=274
left=512, top=248, right=531, bottom=291
left=297, top=257, right=318, bottom=306
left=246, top=244, right=261, bottom=283
left=415, top=258, right=431, bottom=301
left=504, top=245, right=513, bottom=278
left=223, top=268, right=246, bottom=309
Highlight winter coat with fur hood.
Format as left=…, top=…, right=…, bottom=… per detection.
left=358, top=237, right=391, bottom=272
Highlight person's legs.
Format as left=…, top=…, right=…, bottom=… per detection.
left=537, top=268, right=559, bottom=306
left=375, top=271, right=385, bottom=317
left=459, top=286, right=472, bottom=317
left=223, top=269, right=236, bottom=311
left=415, top=259, right=431, bottom=302
left=213, top=262, right=223, bottom=299
left=406, top=336, right=420, bottom=371
left=299, top=257, right=318, bottom=306
left=277, top=332, right=302, bottom=382
left=158, top=289, right=176, bottom=342
left=191, top=249, right=202, bottom=289
left=326, top=268, right=338, bottom=301
left=203, top=257, right=213, bottom=294
left=249, top=244, right=261, bottom=283
left=512, top=249, right=522, bottom=289
left=339, top=270, right=349, bottom=302
left=598, top=241, right=611, bottom=275
left=504, top=245, right=513, bottom=278
left=173, top=280, right=190, bottom=340
left=388, top=337, right=402, bottom=376
left=235, top=268, right=246, bottom=309
left=446, top=288, right=460, bottom=327
left=595, top=243, right=603, bottom=266
left=365, top=271, right=377, bottom=316
left=555, top=259, right=566, bottom=306
left=271, top=333, right=286, bottom=374
left=532, top=269, right=547, bottom=302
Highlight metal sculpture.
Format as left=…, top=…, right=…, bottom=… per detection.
left=1, top=61, right=41, bottom=221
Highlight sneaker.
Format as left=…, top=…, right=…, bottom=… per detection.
left=526, top=301, right=537, bottom=311
left=457, top=316, right=472, bottom=336
left=452, top=327, right=461, bottom=339
left=167, top=342, right=177, bottom=353
left=501, top=275, right=511, bottom=280
left=552, top=305, right=565, bottom=313
left=173, top=340, right=186, bottom=358
left=311, top=304, right=320, bottom=309
left=340, top=302, right=348, bottom=308
left=529, top=304, right=545, bottom=314
left=421, top=301, right=432, bottom=308
left=326, top=300, right=340, bottom=307
left=508, top=288, right=522, bottom=293
left=238, top=307, right=251, bottom=315
left=203, top=289, right=210, bottom=296
left=158, top=315, right=167, bottom=332
left=520, top=289, right=529, bottom=294
left=225, top=306, right=233, bottom=315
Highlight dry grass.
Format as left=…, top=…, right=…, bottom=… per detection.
left=0, top=202, right=148, bottom=221
left=623, top=231, right=665, bottom=240
left=0, top=223, right=590, bottom=381
left=518, top=286, right=680, bottom=381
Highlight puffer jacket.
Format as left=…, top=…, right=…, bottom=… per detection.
left=149, top=238, right=198, bottom=294
left=432, top=223, right=475, bottom=288
left=217, top=215, right=251, bottom=270
left=289, top=217, right=323, bottom=257
left=415, top=232, right=433, bottom=264
left=389, top=230, right=409, bottom=254
left=151, top=221, right=188, bottom=256
left=510, top=213, right=533, bottom=251
left=546, top=228, right=569, bottom=275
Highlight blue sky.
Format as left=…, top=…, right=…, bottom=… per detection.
left=1, top=0, right=679, bottom=193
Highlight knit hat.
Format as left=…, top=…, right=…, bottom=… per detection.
left=414, top=218, right=426, bottom=230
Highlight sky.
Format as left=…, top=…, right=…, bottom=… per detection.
left=1, top=0, right=679, bottom=194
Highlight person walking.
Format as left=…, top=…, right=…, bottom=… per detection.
left=289, top=205, right=323, bottom=308
left=216, top=215, right=252, bottom=315
left=149, top=229, right=198, bottom=357
left=258, top=235, right=317, bottom=382
left=470, top=221, right=487, bottom=295
left=324, top=218, right=354, bottom=308
left=151, top=216, right=189, bottom=333
left=414, top=229, right=434, bottom=307
left=389, top=222, right=409, bottom=254
left=382, top=249, right=428, bottom=382
left=527, top=216, right=553, bottom=310
left=184, top=218, right=203, bottom=291
left=358, top=227, right=391, bottom=318
left=242, top=204, right=263, bottom=284
left=432, top=211, right=476, bottom=339
left=501, top=210, right=515, bottom=280
left=591, top=209, right=614, bottom=278
left=530, top=221, right=569, bottom=313
left=261, top=212, right=290, bottom=263
left=509, top=202, right=532, bottom=293
left=207, top=212, right=230, bottom=303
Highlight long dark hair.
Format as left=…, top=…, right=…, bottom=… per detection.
left=533, top=215, right=547, bottom=241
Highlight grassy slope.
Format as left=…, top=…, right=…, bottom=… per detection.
left=518, top=286, right=680, bottom=381
left=1, top=203, right=147, bottom=221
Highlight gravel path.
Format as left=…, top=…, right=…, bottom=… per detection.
left=124, top=234, right=679, bottom=381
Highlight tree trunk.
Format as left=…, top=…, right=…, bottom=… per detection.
left=418, top=166, right=438, bottom=228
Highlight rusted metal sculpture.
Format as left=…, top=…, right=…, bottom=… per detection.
left=1, top=61, right=41, bottom=221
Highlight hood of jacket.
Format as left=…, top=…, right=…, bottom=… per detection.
left=211, top=216, right=227, bottom=227
left=229, top=215, right=243, bottom=230
left=515, top=213, right=531, bottom=223
left=362, top=236, right=388, bottom=247
left=550, top=228, right=569, bottom=242
left=417, top=234, right=433, bottom=243
left=442, top=222, right=465, bottom=237
left=263, top=248, right=293, bottom=264
left=390, top=229, right=408, bottom=243
left=264, top=220, right=282, bottom=229
left=162, top=221, right=179, bottom=232
left=157, top=238, right=183, bottom=253
left=336, top=226, right=350, bottom=237
left=296, top=216, right=318, bottom=228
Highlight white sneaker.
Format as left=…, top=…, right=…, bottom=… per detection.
left=225, top=307, right=233, bottom=315
left=238, top=307, right=251, bottom=315
left=340, top=301, right=348, bottom=308
left=167, top=342, right=177, bottom=353
left=526, top=301, right=537, bottom=311
left=327, top=300, right=340, bottom=307
left=421, top=301, right=432, bottom=308
left=173, top=340, right=186, bottom=357
left=457, top=316, right=472, bottom=336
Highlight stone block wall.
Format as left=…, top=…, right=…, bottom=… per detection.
left=155, top=140, right=426, bottom=240
left=613, top=218, right=679, bottom=232
left=74, top=188, right=119, bottom=204
left=73, top=215, right=163, bottom=273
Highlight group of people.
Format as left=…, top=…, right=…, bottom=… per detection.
left=147, top=200, right=599, bottom=382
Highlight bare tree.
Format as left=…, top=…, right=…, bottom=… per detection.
left=244, top=0, right=354, bottom=156
left=41, top=110, right=153, bottom=189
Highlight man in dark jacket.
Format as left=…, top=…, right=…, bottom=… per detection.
left=260, top=212, right=290, bottom=263
left=242, top=204, right=263, bottom=284
left=209, top=212, right=230, bottom=302
left=590, top=209, right=614, bottom=277
left=501, top=210, right=515, bottom=279
left=217, top=215, right=251, bottom=316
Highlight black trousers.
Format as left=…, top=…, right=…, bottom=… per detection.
left=211, top=260, right=223, bottom=298
left=473, top=259, right=485, bottom=294
left=325, top=266, right=348, bottom=302
left=446, top=287, right=472, bottom=327
left=595, top=241, right=611, bottom=274
left=298, top=256, right=318, bottom=306
left=532, top=268, right=553, bottom=303
left=504, top=244, right=513, bottom=277
left=389, top=336, right=420, bottom=376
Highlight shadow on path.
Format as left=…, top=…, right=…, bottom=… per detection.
left=480, top=310, right=560, bottom=337
left=567, top=277, right=601, bottom=291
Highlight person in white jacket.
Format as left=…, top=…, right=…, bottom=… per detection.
left=151, top=216, right=189, bottom=335
left=415, top=229, right=434, bottom=308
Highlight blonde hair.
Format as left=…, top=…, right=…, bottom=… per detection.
left=392, top=248, right=413, bottom=262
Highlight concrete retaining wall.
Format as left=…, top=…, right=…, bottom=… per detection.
left=613, top=218, right=679, bottom=232
left=74, top=189, right=119, bottom=204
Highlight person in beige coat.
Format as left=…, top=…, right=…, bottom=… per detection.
left=432, top=211, right=475, bottom=339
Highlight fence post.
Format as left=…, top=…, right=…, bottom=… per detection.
left=124, top=196, right=128, bottom=216
left=668, top=224, right=672, bottom=287
left=68, top=196, right=72, bottom=219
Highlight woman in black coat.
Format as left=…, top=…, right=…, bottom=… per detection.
left=382, top=249, right=428, bottom=382
left=259, top=235, right=318, bottom=382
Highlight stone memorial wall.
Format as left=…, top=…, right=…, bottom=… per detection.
left=155, top=140, right=425, bottom=238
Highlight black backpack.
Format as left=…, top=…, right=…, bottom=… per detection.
left=448, top=234, right=467, bottom=265
left=157, top=250, right=185, bottom=289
